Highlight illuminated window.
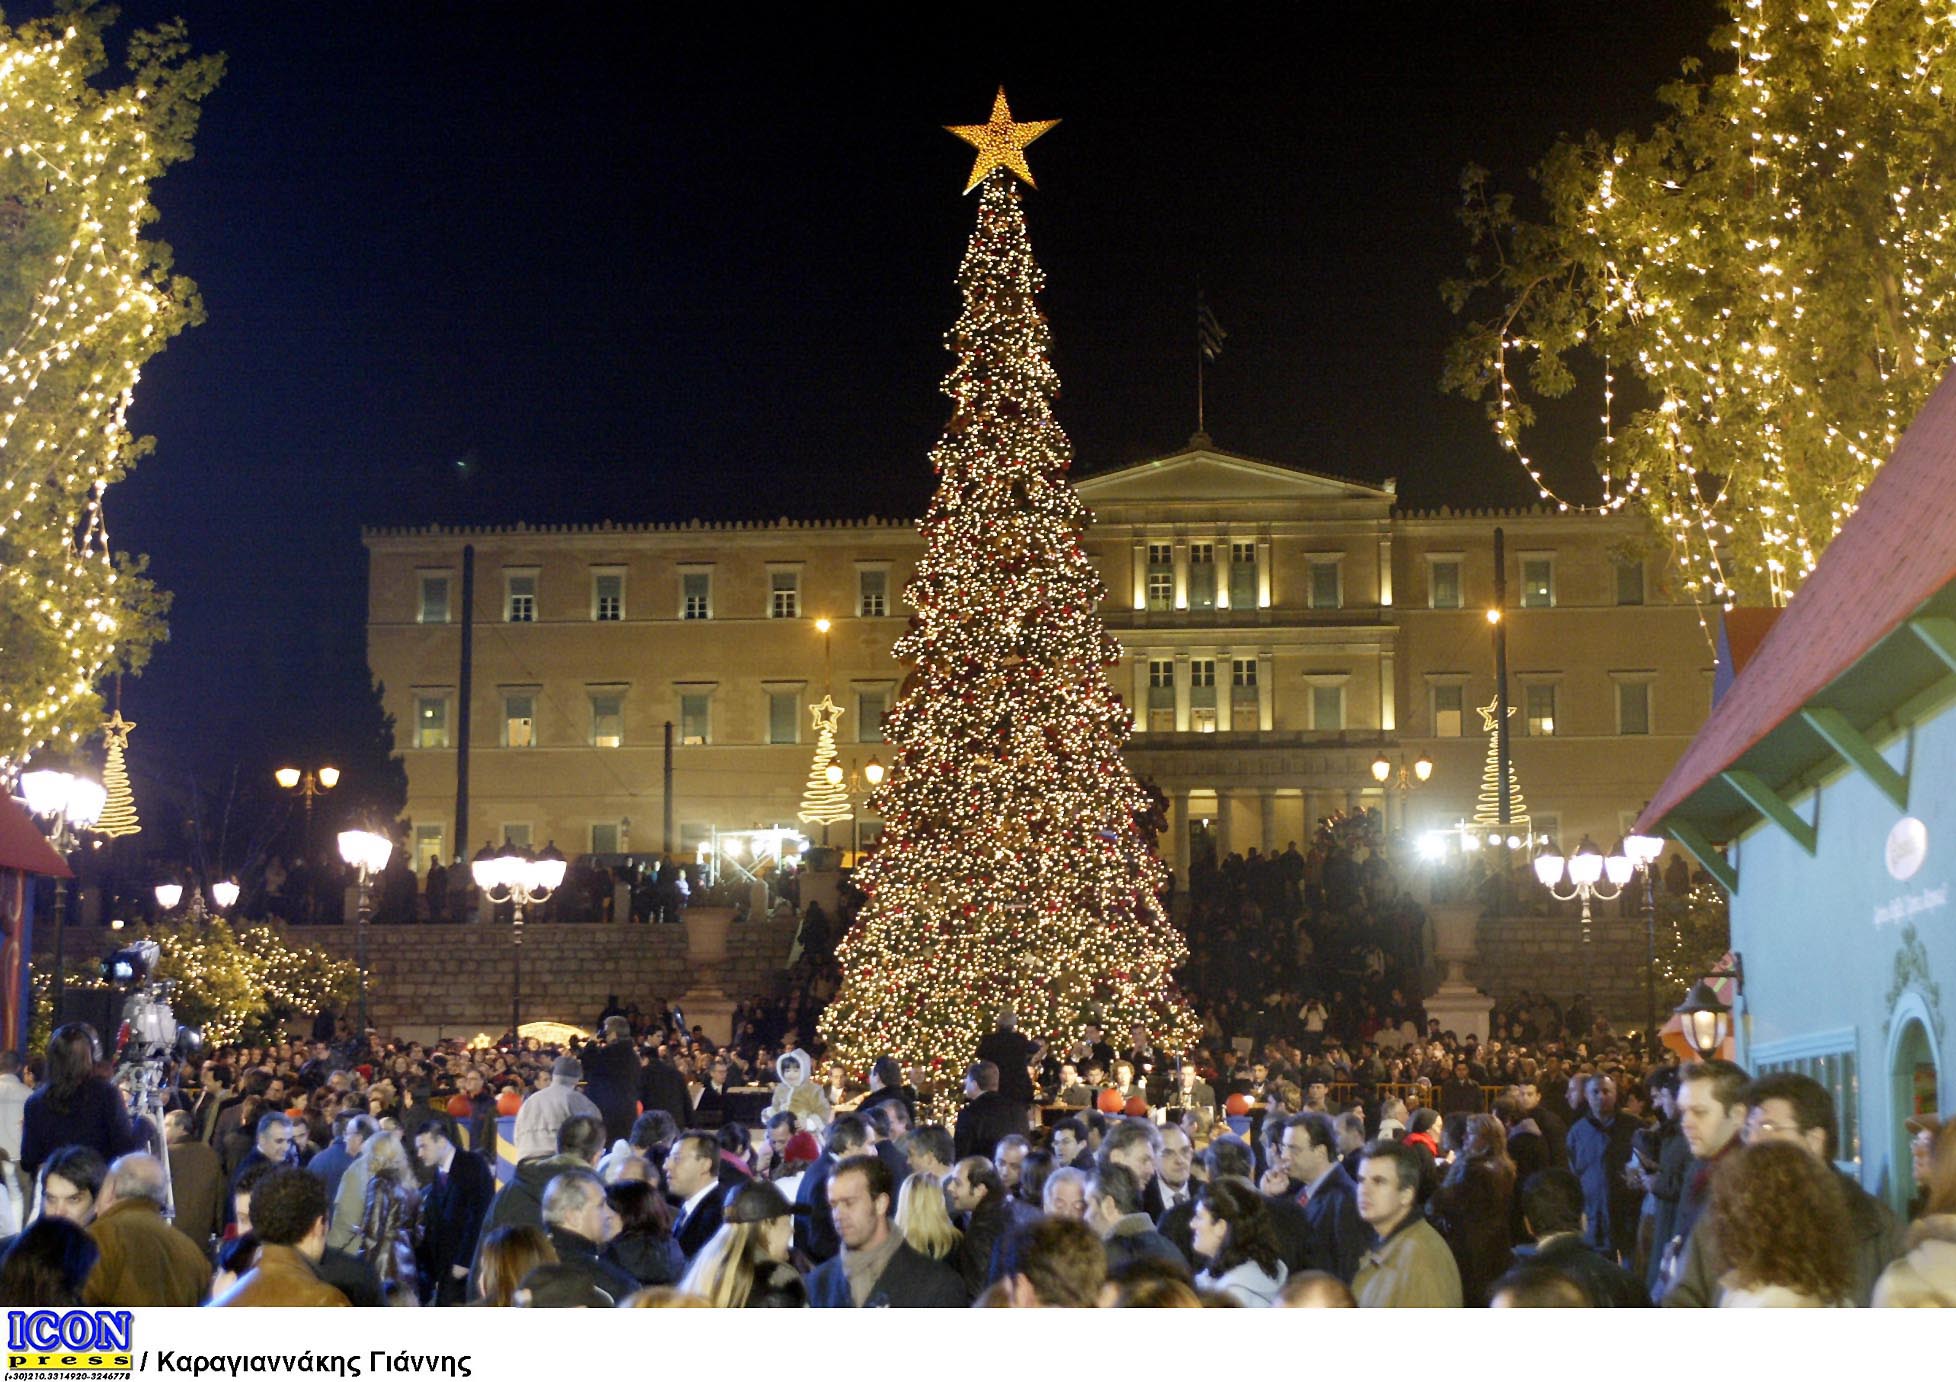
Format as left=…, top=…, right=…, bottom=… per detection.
left=1147, top=659, right=1175, bottom=732
left=503, top=693, right=536, bottom=748
left=591, top=693, right=624, bottom=748
left=1430, top=560, right=1462, bottom=610
left=682, top=572, right=711, bottom=620
left=418, top=573, right=451, bottom=625
left=680, top=693, right=711, bottom=745
left=1189, top=543, right=1216, bottom=610
left=592, top=571, right=624, bottom=622
left=858, top=690, right=888, bottom=743
left=1520, top=556, right=1555, bottom=608
left=412, top=823, right=445, bottom=871
left=1146, top=544, right=1173, bottom=611
left=1229, top=542, right=1257, bottom=609
left=505, top=571, right=537, bottom=623
left=1433, top=683, right=1464, bottom=737
left=414, top=695, right=449, bottom=750
left=859, top=569, right=888, bottom=617
left=769, top=571, right=800, bottom=619
left=1525, top=684, right=1557, bottom=736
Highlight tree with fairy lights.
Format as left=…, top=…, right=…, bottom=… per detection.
left=1444, top=0, right=1956, bottom=608
left=819, top=91, right=1199, bottom=1111
left=0, top=13, right=221, bottom=773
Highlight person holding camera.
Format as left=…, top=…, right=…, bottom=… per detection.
left=19, top=1025, right=141, bottom=1182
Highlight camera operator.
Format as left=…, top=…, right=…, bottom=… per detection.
left=19, top=1025, right=141, bottom=1182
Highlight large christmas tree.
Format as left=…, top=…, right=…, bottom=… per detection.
left=820, top=92, right=1198, bottom=1103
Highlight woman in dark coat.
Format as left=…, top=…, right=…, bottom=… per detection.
left=601, top=1180, right=683, bottom=1287
left=18, top=1025, right=139, bottom=1180
left=1429, top=1113, right=1517, bottom=1306
left=357, top=1131, right=421, bottom=1295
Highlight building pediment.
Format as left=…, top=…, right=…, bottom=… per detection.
left=1075, top=439, right=1393, bottom=509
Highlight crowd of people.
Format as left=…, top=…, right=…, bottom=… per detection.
left=0, top=998, right=1950, bottom=1309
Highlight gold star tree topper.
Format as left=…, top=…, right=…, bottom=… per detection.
left=1477, top=697, right=1516, bottom=733
left=809, top=695, right=845, bottom=735
left=946, top=87, right=1058, bottom=194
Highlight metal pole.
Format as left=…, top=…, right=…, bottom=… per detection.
left=663, top=721, right=675, bottom=858
left=511, top=898, right=524, bottom=1040
left=1493, top=527, right=1511, bottom=827
left=50, top=843, right=67, bottom=1022
left=456, top=544, right=476, bottom=862
left=1644, top=865, right=1659, bottom=1058
left=356, top=870, right=372, bottom=1036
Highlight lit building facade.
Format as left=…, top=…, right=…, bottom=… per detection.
left=364, top=441, right=1715, bottom=881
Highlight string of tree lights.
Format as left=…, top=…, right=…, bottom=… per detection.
left=0, top=13, right=220, bottom=774
left=1443, top=0, right=1956, bottom=610
left=819, top=94, right=1199, bottom=1115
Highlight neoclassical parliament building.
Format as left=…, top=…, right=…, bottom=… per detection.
left=364, top=439, right=1715, bottom=885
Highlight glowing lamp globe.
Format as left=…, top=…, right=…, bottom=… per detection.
left=338, top=830, right=394, bottom=875
left=1625, top=833, right=1665, bottom=867
left=825, top=762, right=844, bottom=786
left=211, top=879, right=241, bottom=910
left=1567, top=851, right=1605, bottom=887
left=1532, top=854, right=1566, bottom=889
left=154, top=883, right=183, bottom=910
left=317, top=766, right=341, bottom=789
left=1224, top=1092, right=1252, bottom=1117
left=534, top=845, right=568, bottom=893
left=865, top=757, right=886, bottom=786
left=274, top=767, right=301, bottom=789
left=1370, top=753, right=1391, bottom=784
left=1603, top=854, right=1635, bottom=888
left=1096, top=1088, right=1126, bottom=1114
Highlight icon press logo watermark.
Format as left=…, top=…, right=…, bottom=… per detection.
left=5, top=1310, right=133, bottom=1380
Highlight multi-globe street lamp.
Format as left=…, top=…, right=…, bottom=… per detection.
left=276, top=765, right=339, bottom=916
left=824, top=756, right=886, bottom=861
left=1370, top=750, right=1434, bottom=836
left=20, top=769, right=107, bottom=1017
left=471, top=842, right=567, bottom=1039
left=337, top=828, right=394, bottom=1037
left=1533, top=831, right=1668, bottom=1051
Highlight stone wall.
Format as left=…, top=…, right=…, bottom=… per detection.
left=1466, top=902, right=1673, bottom=1029
left=39, top=919, right=800, bottom=1044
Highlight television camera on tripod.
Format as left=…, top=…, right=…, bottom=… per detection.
left=101, top=939, right=203, bottom=1220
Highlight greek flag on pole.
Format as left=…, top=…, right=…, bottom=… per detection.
left=1198, top=292, right=1227, bottom=361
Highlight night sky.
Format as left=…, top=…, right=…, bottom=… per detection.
left=48, top=1, right=1724, bottom=823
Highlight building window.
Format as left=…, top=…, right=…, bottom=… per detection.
left=1520, top=556, right=1555, bottom=608
left=413, top=695, right=449, bottom=749
left=502, top=823, right=533, bottom=849
left=769, top=570, right=799, bottom=619
left=1309, top=560, right=1342, bottom=610
left=858, top=690, right=888, bottom=743
left=505, top=571, right=537, bottom=623
left=592, top=571, right=624, bottom=621
left=859, top=569, right=888, bottom=617
left=1432, top=683, right=1464, bottom=737
left=768, top=690, right=800, bottom=745
left=418, top=573, right=451, bottom=625
left=1231, top=658, right=1257, bottom=688
left=503, top=693, right=537, bottom=748
left=591, top=693, right=624, bottom=748
left=591, top=821, right=624, bottom=857
left=1311, top=684, right=1344, bottom=731
left=1189, top=659, right=1216, bottom=732
left=679, top=693, right=711, bottom=745
left=412, top=823, right=445, bottom=871
left=1525, top=684, right=1557, bottom=736
left=681, top=571, right=711, bottom=620
left=1188, top=543, right=1216, bottom=610
left=1229, top=542, right=1258, bottom=609
left=1617, top=680, right=1651, bottom=736
left=1616, top=558, right=1646, bottom=606
left=1429, top=560, right=1462, bottom=610
left=1754, top=1043, right=1860, bottom=1168
left=1146, top=544, right=1173, bottom=612
left=1147, top=658, right=1175, bottom=732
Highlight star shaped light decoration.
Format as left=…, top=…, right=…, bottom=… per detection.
left=809, top=695, right=845, bottom=735
left=945, top=86, right=1059, bottom=194
left=101, top=709, right=137, bottom=747
left=1477, top=697, right=1516, bottom=733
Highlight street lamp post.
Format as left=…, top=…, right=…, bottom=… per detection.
left=1531, top=836, right=1634, bottom=945
left=1674, top=955, right=1745, bottom=1060
left=20, top=769, right=107, bottom=1020
left=1370, top=750, right=1435, bottom=836
left=471, top=842, right=566, bottom=1039
left=337, top=829, right=394, bottom=1037
left=1623, top=833, right=1667, bottom=1057
left=276, top=765, right=339, bottom=915
left=824, top=756, right=885, bottom=860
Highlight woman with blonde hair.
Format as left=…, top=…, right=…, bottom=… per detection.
left=674, top=1180, right=806, bottom=1308
left=1429, top=1112, right=1517, bottom=1306
left=1875, top=1119, right=1956, bottom=1306
left=358, top=1131, right=420, bottom=1293
left=1709, top=1141, right=1853, bottom=1306
left=472, top=1226, right=557, bottom=1307
left=894, top=1171, right=961, bottom=1262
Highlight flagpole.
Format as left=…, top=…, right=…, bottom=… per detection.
left=1197, top=320, right=1206, bottom=436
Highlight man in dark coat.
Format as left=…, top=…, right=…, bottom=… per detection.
left=857, top=1056, right=917, bottom=1123
left=664, top=1130, right=727, bottom=1263
left=540, top=1166, right=640, bottom=1305
left=469, top=1114, right=605, bottom=1288
left=412, top=1114, right=495, bottom=1305
left=973, top=1008, right=1035, bottom=1108
left=1087, top=1162, right=1188, bottom=1279
left=953, top=1061, right=1025, bottom=1161
left=225, top=1113, right=297, bottom=1229
left=1512, top=1167, right=1648, bottom=1306
left=795, top=1115, right=870, bottom=1263
left=638, top=1050, right=691, bottom=1129
left=162, top=1110, right=225, bottom=1256
left=1263, top=1112, right=1367, bottom=1282
left=946, top=1155, right=1038, bottom=1299
left=806, top=1154, right=966, bottom=1307
left=581, top=1018, right=644, bottom=1145
left=1566, top=1074, right=1641, bottom=1264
